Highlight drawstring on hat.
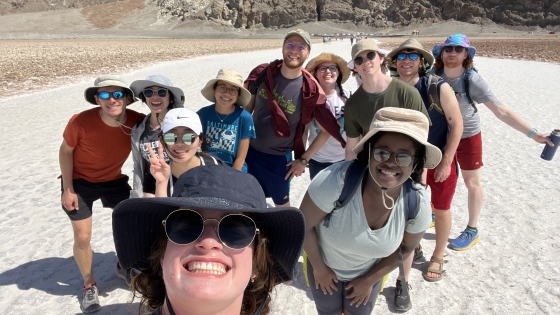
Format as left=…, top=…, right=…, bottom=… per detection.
left=368, top=142, right=397, bottom=210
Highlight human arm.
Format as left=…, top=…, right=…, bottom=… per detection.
left=147, top=144, right=170, bottom=197
left=244, top=94, right=256, bottom=114
left=302, top=122, right=310, bottom=149
left=434, top=83, right=463, bottom=182
left=285, top=122, right=330, bottom=179
left=483, top=99, right=553, bottom=146
left=59, top=140, right=78, bottom=211
left=345, top=136, right=360, bottom=161
left=300, top=192, right=339, bottom=295
left=232, top=138, right=250, bottom=171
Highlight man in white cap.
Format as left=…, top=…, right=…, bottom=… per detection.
left=59, top=74, right=144, bottom=313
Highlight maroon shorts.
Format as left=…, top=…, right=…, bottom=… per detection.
left=427, top=158, right=458, bottom=210
left=456, top=132, right=484, bottom=171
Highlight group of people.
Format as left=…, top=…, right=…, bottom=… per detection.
left=59, top=29, right=553, bottom=315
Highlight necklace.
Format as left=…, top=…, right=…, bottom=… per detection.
left=406, top=73, right=418, bottom=83
left=100, top=109, right=132, bottom=136
left=215, top=110, right=232, bottom=123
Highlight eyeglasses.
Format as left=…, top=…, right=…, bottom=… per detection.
left=397, top=52, right=420, bottom=61
left=143, top=88, right=168, bottom=98
left=353, top=51, right=377, bottom=66
left=317, top=65, right=339, bottom=73
left=216, top=84, right=239, bottom=96
left=284, top=42, right=308, bottom=52
left=163, top=132, right=196, bottom=145
left=97, top=91, right=125, bottom=100
left=162, top=210, right=259, bottom=250
left=443, top=46, right=465, bottom=53
left=372, top=148, right=414, bottom=167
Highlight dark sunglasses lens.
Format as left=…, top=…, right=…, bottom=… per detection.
left=367, top=51, right=376, bottom=61
left=166, top=211, right=204, bottom=245
left=143, top=89, right=154, bottom=98
left=455, top=47, right=465, bottom=53
left=218, top=215, right=256, bottom=249
left=157, top=89, right=168, bottom=98
left=163, top=133, right=176, bottom=145
left=354, top=57, right=364, bottom=66
left=97, top=91, right=110, bottom=99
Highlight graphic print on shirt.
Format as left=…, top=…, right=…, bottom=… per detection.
left=205, top=123, right=238, bottom=153
left=140, top=139, right=170, bottom=162
left=258, top=85, right=296, bottom=114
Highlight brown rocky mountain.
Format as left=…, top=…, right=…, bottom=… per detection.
left=2, top=0, right=559, bottom=30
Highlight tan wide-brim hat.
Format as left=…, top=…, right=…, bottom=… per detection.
left=387, top=38, right=435, bottom=67
left=84, top=75, right=136, bottom=105
left=305, top=53, right=351, bottom=84
left=351, top=39, right=380, bottom=60
left=201, top=69, right=251, bottom=107
left=353, top=107, right=442, bottom=169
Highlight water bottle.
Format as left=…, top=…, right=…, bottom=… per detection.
left=541, top=129, right=560, bottom=161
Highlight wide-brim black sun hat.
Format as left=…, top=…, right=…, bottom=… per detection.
left=112, top=165, right=305, bottom=283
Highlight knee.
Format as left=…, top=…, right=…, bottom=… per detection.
left=463, top=177, right=481, bottom=190
left=73, top=230, right=92, bottom=247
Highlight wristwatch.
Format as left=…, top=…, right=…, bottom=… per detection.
left=300, top=158, right=308, bottom=166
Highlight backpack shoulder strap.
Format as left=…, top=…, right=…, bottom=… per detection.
left=200, top=154, right=219, bottom=166
left=323, top=161, right=367, bottom=227
left=403, top=179, right=421, bottom=221
left=463, top=68, right=478, bottom=113
left=427, top=74, right=441, bottom=111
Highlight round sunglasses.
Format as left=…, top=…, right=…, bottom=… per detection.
left=162, top=209, right=259, bottom=250
left=396, top=52, right=420, bottom=61
left=163, top=132, right=196, bottom=146
left=97, top=91, right=125, bottom=100
left=372, top=148, right=414, bottom=167
left=354, top=51, right=377, bottom=66
left=143, top=88, right=168, bottom=98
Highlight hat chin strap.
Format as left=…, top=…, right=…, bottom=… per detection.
left=368, top=143, right=395, bottom=210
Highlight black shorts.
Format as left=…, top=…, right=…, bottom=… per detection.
left=61, top=176, right=131, bottom=221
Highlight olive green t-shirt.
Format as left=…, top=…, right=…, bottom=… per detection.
left=344, top=78, right=429, bottom=138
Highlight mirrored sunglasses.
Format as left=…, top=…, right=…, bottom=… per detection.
left=354, top=51, right=377, bottom=66
left=443, top=46, right=465, bottom=53
left=284, top=42, right=308, bottom=52
left=372, top=148, right=414, bottom=167
left=163, top=132, right=196, bottom=146
left=162, top=209, right=259, bottom=250
left=397, top=52, right=420, bottom=61
left=97, top=91, right=125, bottom=100
left=143, top=88, right=168, bottom=98
left=216, top=84, right=239, bottom=96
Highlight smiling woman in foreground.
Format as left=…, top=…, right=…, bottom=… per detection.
left=112, top=165, right=305, bottom=315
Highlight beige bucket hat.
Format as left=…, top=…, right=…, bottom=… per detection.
left=84, top=75, right=136, bottom=105
left=387, top=38, right=435, bottom=67
left=201, top=69, right=251, bottom=107
left=305, top=53, right=351, bottom=84
left=351, top=39, right=380, bottom=60
left=353, top=107, right=442, bottom=169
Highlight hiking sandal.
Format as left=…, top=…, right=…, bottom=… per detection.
left=422, top=256, right=448, bottom=282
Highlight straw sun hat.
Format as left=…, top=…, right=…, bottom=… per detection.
left=305, top=52, right=351, bottom=84
left=387, top=38, right=435, bottom=67
left=201, top=69, right=251, bottom=107
left=352, top=107, right=442, bottom=169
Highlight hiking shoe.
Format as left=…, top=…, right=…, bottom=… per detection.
left=81, top=284, right=101, bottom=313
left=115, top=262, right=132, bottom=287
left=449, top=228, right=480, bottom=251
left=394, top=280, right=412, bottom=312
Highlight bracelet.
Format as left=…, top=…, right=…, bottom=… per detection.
left=527, top=128, right=537, bottom=138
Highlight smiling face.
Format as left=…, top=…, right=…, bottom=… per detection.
left=144, top=85, right=171, bottom=114
left=161, top=209, right=254, bottom=310
left=164, top=126, right=201, bottom=163
left=353, top=50, right=382, bottom=79
left=94, top=86, right=130, bottom=119
left=315, top=62, right=339, bottom=88
left=214, top=80, right=239, bottom=110
left=282, top=35, right=310, bottom=70
left=369, top=133, right=417, bottom=188
left=395, top=49, right=421, bottom=78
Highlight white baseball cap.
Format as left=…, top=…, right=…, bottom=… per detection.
left=161, top=108, right=203, bottom=135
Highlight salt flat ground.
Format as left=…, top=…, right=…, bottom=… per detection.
left=0, top=40, right=558, bottom=314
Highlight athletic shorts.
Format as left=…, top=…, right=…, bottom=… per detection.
left=61, top=176, right=131, bottom=221
left=426, top=157, right=458, bottom=210
left=456, top=132, right=484, bottom=170
left=306, top=259, right=382, bottom=315
left=246, top=145, right=291, bottom=205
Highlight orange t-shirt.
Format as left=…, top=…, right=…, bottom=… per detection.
left=63, top=108, right=145, bottom=183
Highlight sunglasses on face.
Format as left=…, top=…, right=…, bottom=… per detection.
left=216, top=84, right=239, bottom=96
left=354, top=51, right=377, bottom=66
left=372, top=148, right=414, bottom=167
left=317, top=65, right=339, bottom=73
left=97, top=91, right=125, bottom=100
left=443, top=46, right=465, bottom=53
left=397, top=52, right=420, bottom=61
left=143, top=88, right=168, bottom=98
left=163, top=132, right=196, bottom=145
left=284, top=42, right=308, bottom=52
left=162, top=210, right=259, bottom=250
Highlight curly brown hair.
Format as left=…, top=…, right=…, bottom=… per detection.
left=130, top=217, right=278, bottom=315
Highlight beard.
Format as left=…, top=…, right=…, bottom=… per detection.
left=443, top=56, right=463, bottom=69
left=283, top=52, right=306, bottom=69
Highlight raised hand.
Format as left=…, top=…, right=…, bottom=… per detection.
left=147, top=143, right=170, bottom=185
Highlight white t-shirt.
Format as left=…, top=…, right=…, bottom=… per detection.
left=308, top=161, right=432, bottom=281
left=307, top=88, right=349, bottom=163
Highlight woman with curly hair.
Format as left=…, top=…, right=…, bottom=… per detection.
left=112, top=165, right=305, bottom=315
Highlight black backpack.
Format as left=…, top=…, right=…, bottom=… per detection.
left=433, top=67, right=478, bottom=113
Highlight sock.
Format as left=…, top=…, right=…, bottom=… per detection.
left=466, top=225, right=478, bottom=233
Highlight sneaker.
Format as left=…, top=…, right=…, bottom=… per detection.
left=449, top=228, right=480, bottom=251
left=115, top=262, right=132, bottom=287
left=81, top=284, right=101, bottom=313
left=394, top=280, right=412, bottom=312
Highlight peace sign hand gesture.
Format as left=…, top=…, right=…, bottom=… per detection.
left=147, top=143, right=170, bottom=185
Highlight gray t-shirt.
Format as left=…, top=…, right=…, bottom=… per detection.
left=441, top=70, right=495, bottom=138
left=308, top=161, right=432, bottom=281
left=248, top=72, right=302, bottom=155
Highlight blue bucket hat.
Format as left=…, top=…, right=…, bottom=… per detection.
left=432, top=34, right=477, bottom=59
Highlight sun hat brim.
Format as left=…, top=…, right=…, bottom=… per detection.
left=84, top=79, right=136, bottom=105
left=201, top=78, right=251, bottom=107
left=305, top=53, right=351, bottom=84
left=352, top=121, right=442, bottom=169
left=112, top=197, right=305, bottom=283
left=130, top=80, right=185, bottom=108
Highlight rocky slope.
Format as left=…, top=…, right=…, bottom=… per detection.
left=1, top=0, right=559, bottom=30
